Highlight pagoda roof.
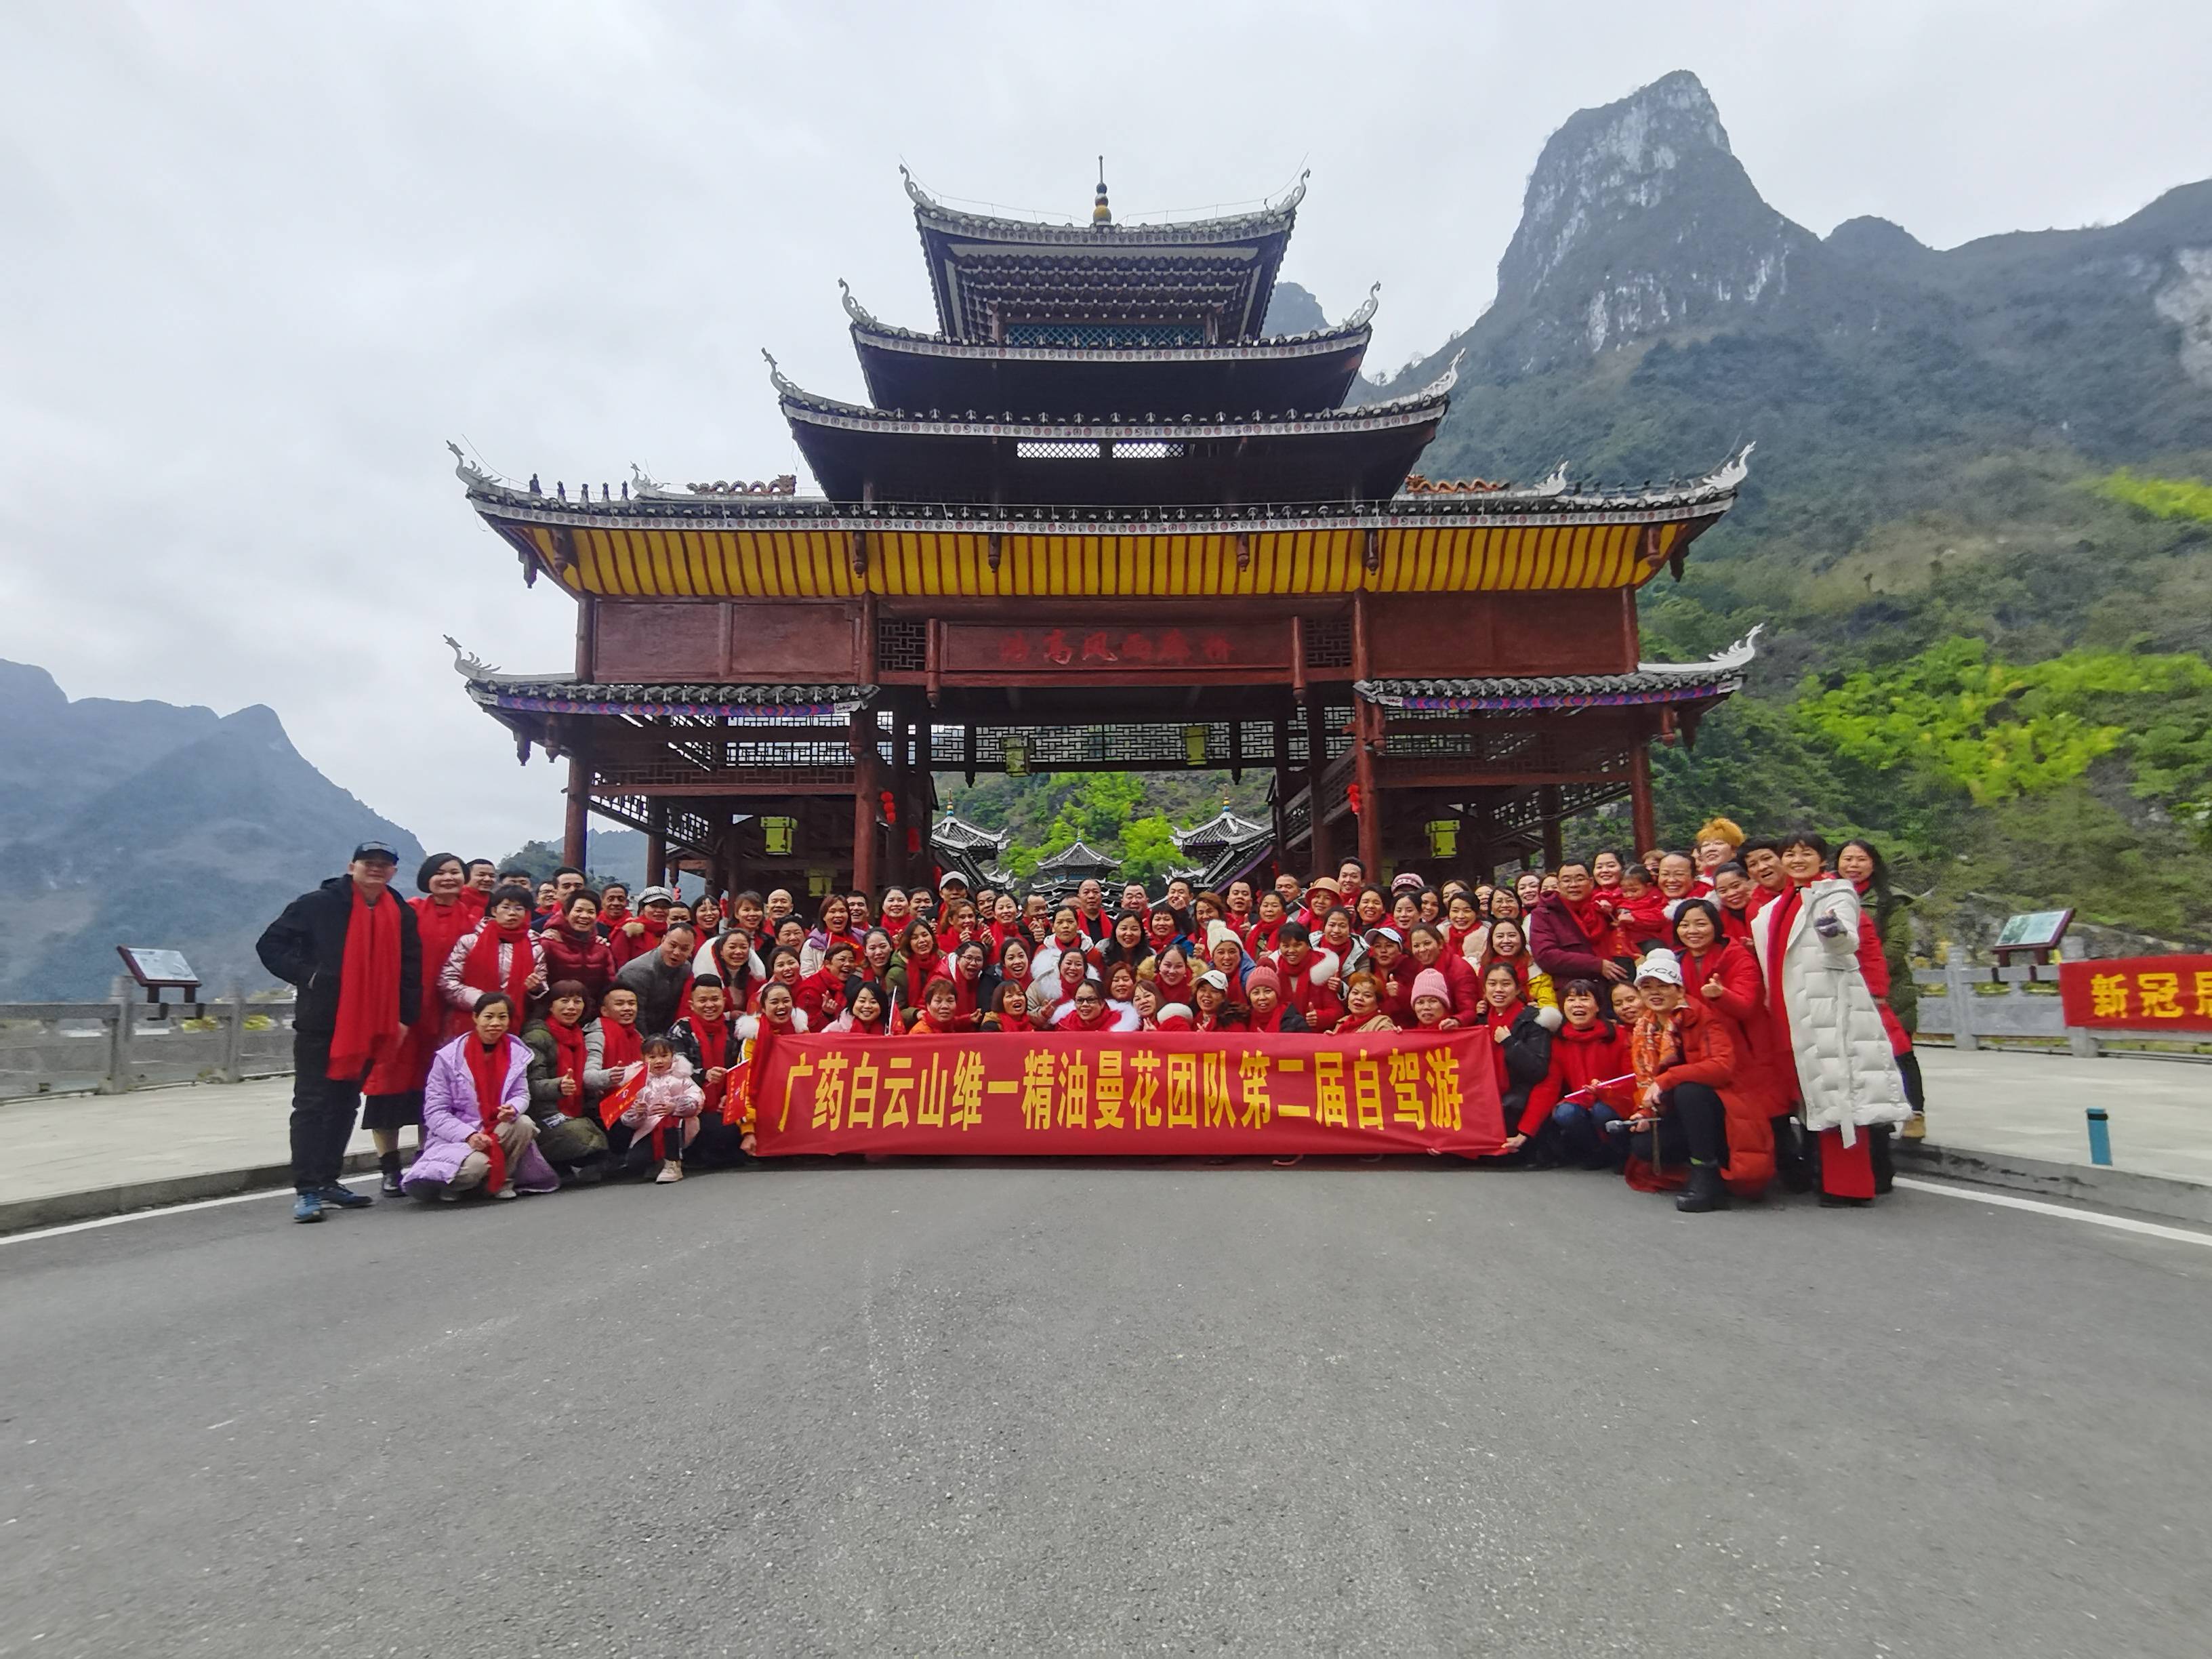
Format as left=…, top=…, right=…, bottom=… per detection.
left=451, top=443, right=1750, bottom=600
left=1031, top=838, right=1122, bottom=874
left=443, top=644, right=872, bottom=720
left=841, top=280, right=1376, bottom=416
left=903, top=167, right=1303, bottom=344
left=933, top=811, right=1011, bottom=853
left=769, top=350, right=1456, bottom=506
left=1355, top=628, right=1762, bottom=713
left=1171, top=808, right=1268, bottom=851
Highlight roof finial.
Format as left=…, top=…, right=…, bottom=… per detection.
left=1093, top=157, right=1111, bottom=226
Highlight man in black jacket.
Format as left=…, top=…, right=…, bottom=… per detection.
left=257, top=842, right=423, bottom=1223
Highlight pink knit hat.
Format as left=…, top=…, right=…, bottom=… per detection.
left=1410, top=968, right=1451, bottom=1005
left=1244, top=965, right=1283, bottom=998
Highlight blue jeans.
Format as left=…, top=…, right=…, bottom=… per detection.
left=1552, top=1100, right=1622, bottom=1168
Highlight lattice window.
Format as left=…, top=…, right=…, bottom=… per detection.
left=877, top=619, right=926, bottom=672
left=1015, top=440, right=1102, bottom=459
left=1110, top=441, right=1185, bottom=459
left=1307, top=618, right=1352, bottom=669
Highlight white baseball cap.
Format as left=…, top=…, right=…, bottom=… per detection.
left=1635, top=948, right=1683, bottom=987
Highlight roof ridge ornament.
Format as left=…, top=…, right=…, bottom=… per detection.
left=1340, top=282, right=1382, bottom=331
left=443, top=635, right=499, bottom=680
left=1638, top=623, right=1764, bottom=677
left=1531, top=463, right=1570, bottom=497
left=762, top=348, right=800, bottom=398
left=1700, top=442, right=1755, bottom=493
left=1410, top=346, right=1465, bottom=403
left=837, top=279, right=880, bottom=330
left=898, top=163, right=939, bottom=213
left=1093, top=157, right=1111, bottom=226
left=1277, top=168, right=1311, bottom=213
left=445, top=440, right=493, bottom=489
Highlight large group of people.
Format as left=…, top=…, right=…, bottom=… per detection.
left=258, top=816, right=1923, bottom=1222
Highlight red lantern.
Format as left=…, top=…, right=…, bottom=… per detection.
left=1347, top=783, right=1363, bottom=817
left=879, top=790, right=897, bottom=824
left=906, top=827, right=922, bottom=855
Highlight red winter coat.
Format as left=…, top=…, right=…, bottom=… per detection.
left=1526, top=1018, right=1634, bottom=1132
left=1265, top=948, right=1344, bottom=1030
left=1625, top=996, right=1775, bottom=1198
left=1675, top=940, right=1786, bottom=1117
left=1396, top=950, right=1481, bottom=1025
left=539, top=922, right=616, bottom=1007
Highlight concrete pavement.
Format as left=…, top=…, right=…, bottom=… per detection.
left=3, top=1158, right=2209, bottom=1656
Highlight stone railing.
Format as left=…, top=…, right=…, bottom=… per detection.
left=1912, top=964, right=2209, bottom=1059
left=0, top=996, right=297, bottom=1102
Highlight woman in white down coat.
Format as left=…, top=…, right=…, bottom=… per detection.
left=1753, top=832, right=1909, bottom=1206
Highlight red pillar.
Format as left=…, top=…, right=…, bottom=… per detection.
left=1630, top=743, right=1659, bottom=855
left=562, top=756, right=590, bottom=869
left=851, top=711, right=878, bottom=897
left=1355, top=700, right=1382, bottom=878
left=1303, top=693, right=1331, bottom=874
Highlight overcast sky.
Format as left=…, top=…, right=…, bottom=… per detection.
left=3, top=1, right=2206, bottom=859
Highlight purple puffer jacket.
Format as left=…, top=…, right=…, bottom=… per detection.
left=403, top=1034, right=560, bottom=1194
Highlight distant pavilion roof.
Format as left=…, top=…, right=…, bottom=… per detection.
left=1032, top=839, right=1122, bottom=875
left=933, top=812, right=1010, bottom=853
left=1172, top=808, right=1269, bottom=851
left=903, top=167, right=1305, bottom=344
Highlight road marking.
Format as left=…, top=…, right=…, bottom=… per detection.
left=0, top=1177, right=377, bottom=1248
left=1896, top=1176, right=2212, bottom=1248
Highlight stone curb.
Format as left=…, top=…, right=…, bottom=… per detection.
left=1896, top=1140, right=2212, bottom=1227
left=0, top=1150, right=380, bottom=1237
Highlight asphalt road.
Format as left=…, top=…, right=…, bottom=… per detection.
left=3, top=1160, right=2209, bottom=1657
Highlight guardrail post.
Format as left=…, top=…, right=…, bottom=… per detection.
left=220, top=983, right=245, bottom=1082
left=2068, top=1022, right=2102, bottom=1060
left=98, top=994, right=137, bottom=1093
left=1945, top=955, right=1979, bottom=1052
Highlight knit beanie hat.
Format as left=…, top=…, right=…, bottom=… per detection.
left=1244, top=966, right=1283, bottom=998
left=1411, top=968, right=1451, bottom=1005
left=1635, top=948, right=1684, bottom=987
left=1206, top=920, right=1240, bottom=954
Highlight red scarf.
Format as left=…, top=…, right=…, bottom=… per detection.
left=599, top=1017, right=642, bottom=1069
left=689, top=1015, right=733, bottom=1116
left=1760, top=881, right=1807, bottom=1073
left=548, top=1017, right=588, bottom=1113
left=992, top=1006, right=1034, bottom=1033
left=327, top=884, right=403, bottom=1079
left=462, top=1034, right=514, bottom=1193
left=928, top=962, right=977, bottom=1023
left=1054, top=1002, right=1116, bottom=1032
left=462, top=918, right=535, bottom=1004
left=1555, top=889, right=1608, bottom=950
left=411, top=897, right=474, bottom=1033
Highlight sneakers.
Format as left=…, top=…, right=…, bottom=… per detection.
left=292, top=1191, right=325, bottom=1223
left=319, top=1183, right=374, bottom=1210
left=655, top=1160, right=684, bottom=1184
left=492, top=1185, right=518, bottom=1201
left=379, top=1154, right=405, bottom=1195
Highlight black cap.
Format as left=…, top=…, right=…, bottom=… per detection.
left=351, top=840, right=400, bottom=863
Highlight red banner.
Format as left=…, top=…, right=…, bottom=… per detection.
left=2058, top=954, right=2212, bottom=1031
left=752, top=1029, right=1506, bottom=1158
